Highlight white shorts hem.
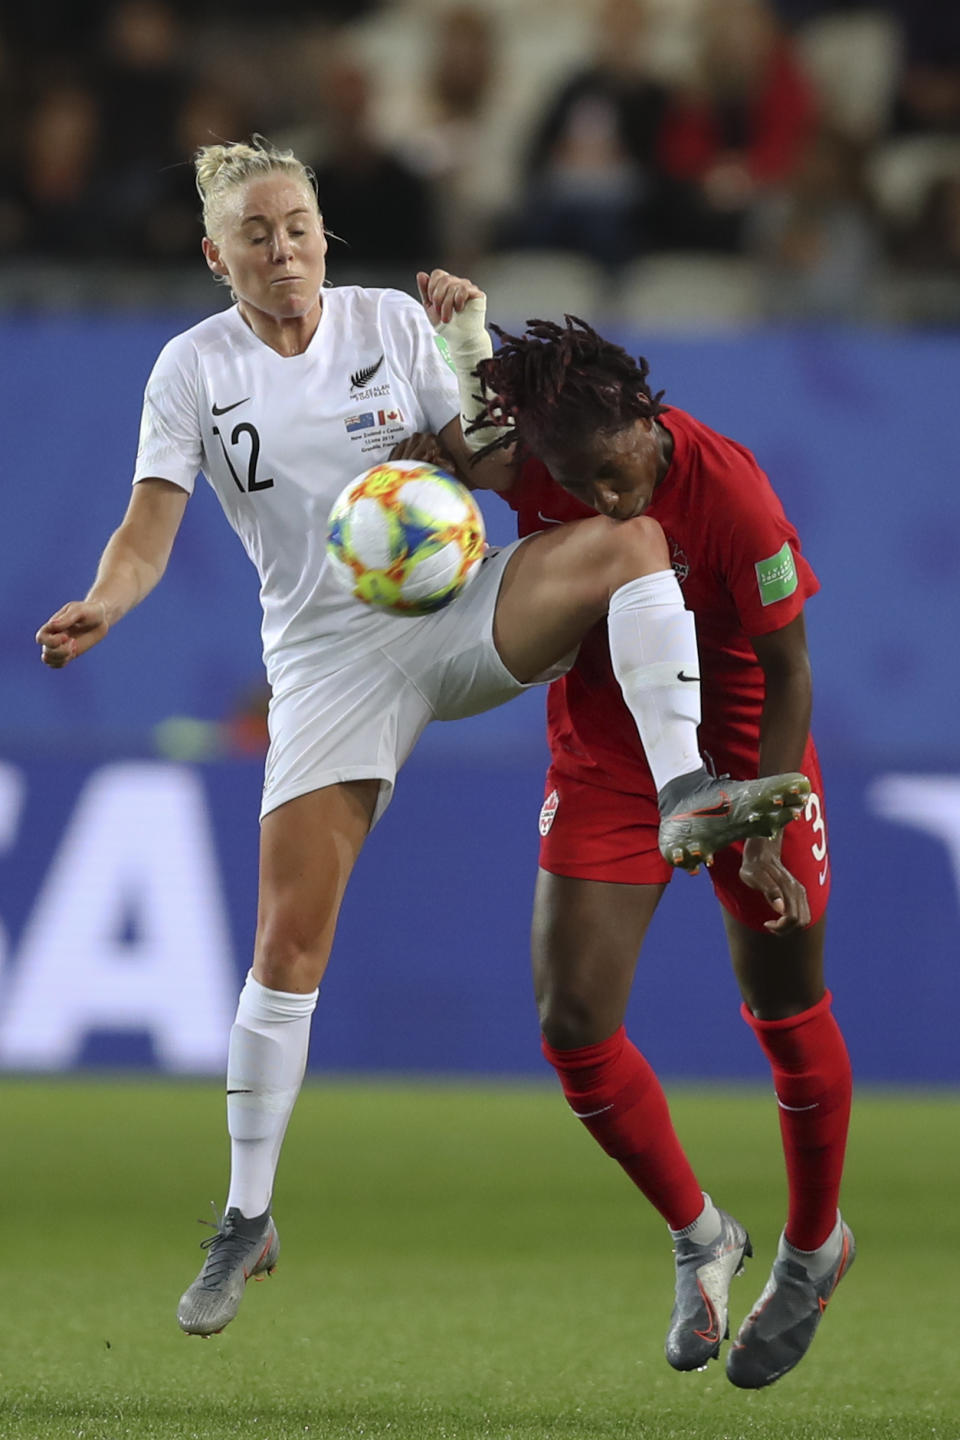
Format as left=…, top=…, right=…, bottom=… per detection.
left=260, top=765, right=393, bottom=824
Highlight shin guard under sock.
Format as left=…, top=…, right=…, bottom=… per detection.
left=607, top=570, right=703, bottom=792
left=225, top=970, right=318, bottom=1218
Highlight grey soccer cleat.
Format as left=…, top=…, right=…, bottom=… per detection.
left=665, top=1208, right=753, bottom=1371
left=726, top=1220, right=855, bottom=1389
left=177, top=1205, right=279, bottom=1336
left=658, top=768, right=811, bottom=871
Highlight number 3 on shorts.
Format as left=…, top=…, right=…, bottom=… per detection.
left=805, top=791, right=828, bottom=885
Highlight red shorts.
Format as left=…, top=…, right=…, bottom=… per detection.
left=536, top=752, right=830, bottom=932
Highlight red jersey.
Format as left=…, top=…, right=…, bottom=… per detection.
left=657, top=41, right=817, bottom=187
left=505, top=406, right=819, bottom=795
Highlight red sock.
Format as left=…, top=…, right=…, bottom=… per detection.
left=542, top=1026, right=705, bottom=1230
left=742, top=990, right=852, bottom=1251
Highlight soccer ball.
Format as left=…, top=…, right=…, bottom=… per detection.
left=325, top=461, right=487, bottom=616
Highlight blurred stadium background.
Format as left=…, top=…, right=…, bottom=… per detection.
left=3, top=3, right=960, bottom=1436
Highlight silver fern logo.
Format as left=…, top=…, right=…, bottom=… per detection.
left=350, top=356, right=384, bottom=390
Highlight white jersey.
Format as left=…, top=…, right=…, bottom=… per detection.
left=133, top=286, right=461, bottom=693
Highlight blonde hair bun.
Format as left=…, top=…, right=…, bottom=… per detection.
left=195, top=135, right=317, bottom=240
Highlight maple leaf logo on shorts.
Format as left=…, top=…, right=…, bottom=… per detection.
left=539, top=789, right=559, bottom=836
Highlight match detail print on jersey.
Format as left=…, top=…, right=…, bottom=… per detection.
left=755, top=542, right=798, bottom=606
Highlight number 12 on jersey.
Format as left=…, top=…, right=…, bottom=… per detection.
left=213, top=422, right=275, bottom=493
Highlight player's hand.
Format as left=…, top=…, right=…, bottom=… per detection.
left=388, top=432, right=448, bottom=467
left=738, top=834, right=811, bottom=934
left=36, top=600, right=109, bottom=668
left=416, top=268, right=485, bottom=327
left=389, top=432, right=470, bottom=485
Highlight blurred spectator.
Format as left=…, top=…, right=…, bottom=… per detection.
left=394, top=5, right=502, bottom=270
left=747, top=127, right=880, bottom=319
left=426, top=5, right=497, bottom=133
left=897, top=174, right=960, bottom=274
left=498, top=0, right=671, bottom=270
left=888, top=0, right=960, bottom=137
left=656, top=0, right=818, bottom=252
left=94, top=0, right=191, bottom=257
left=881, top=166, right=960, bottom=325
left=1, top=71, right=103, bottom=258
left=223, top=681, right=271, bottom=755
left=153, top=680, right=270, bottom=762
left=139, top=81, right=254, bottom=262
left=294, top=50, right=439, bottom=279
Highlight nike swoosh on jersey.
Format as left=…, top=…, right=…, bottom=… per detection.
left=212, top=397, right=251, bottom=416
left=677, top=671, right=699, bottom=682
left=537, top=511, right=565, bottom=525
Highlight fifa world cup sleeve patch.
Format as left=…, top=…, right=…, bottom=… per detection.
left=755, top=542, right=798, bottom=606
left=434, top=334, right=456, bottom=371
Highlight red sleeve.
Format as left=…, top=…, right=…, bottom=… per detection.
left=656, top=41, right=816, bottom=185
left=706, top=443, right=818, bottom=637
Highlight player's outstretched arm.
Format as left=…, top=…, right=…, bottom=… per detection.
left=36, top=477, right=189, bottom=668
left=416, top=268, right=517, bottom=493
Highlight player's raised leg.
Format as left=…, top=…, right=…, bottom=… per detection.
left=177, top=777, right=380, bottom=1337
left=493, top=518, right=809, bottom=868
left=532, top=869, right=751, bottom=1371
left=723, top=913, right=854, bottom=1388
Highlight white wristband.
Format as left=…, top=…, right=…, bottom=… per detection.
left=435, top=296, right=512, bottom=453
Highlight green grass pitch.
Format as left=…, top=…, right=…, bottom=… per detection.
left=1, top=1078, right=957, bottom=1440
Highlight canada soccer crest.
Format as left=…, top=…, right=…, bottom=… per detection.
left=539, top=789, right=559, bottom=836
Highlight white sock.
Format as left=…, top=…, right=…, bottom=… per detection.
left=225, top=970, right=318, bottom=1219
left=669, top=1192, right=722, bottom=1245
left=779, top=1213, right=844, bottom=1278
left=608, top=570, right=702, bottom=793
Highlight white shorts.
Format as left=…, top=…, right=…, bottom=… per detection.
left=261, top=542, right=570, bottom=824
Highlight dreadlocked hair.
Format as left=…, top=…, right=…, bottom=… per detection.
left=467, top=315, right=666, bottom=462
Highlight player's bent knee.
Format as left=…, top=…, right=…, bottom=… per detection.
left=595, top=514, right=670, bottom=593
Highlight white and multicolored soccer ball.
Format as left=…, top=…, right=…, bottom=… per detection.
left=325, top=461, right=487, bottom=616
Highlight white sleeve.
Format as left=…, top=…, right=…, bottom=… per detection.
left=132, top=335, right=203, bottom=494
left=381, top=291, right=461, bottom=437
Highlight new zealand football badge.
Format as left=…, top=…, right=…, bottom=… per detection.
left=539, top=789, right=559, bottom=836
